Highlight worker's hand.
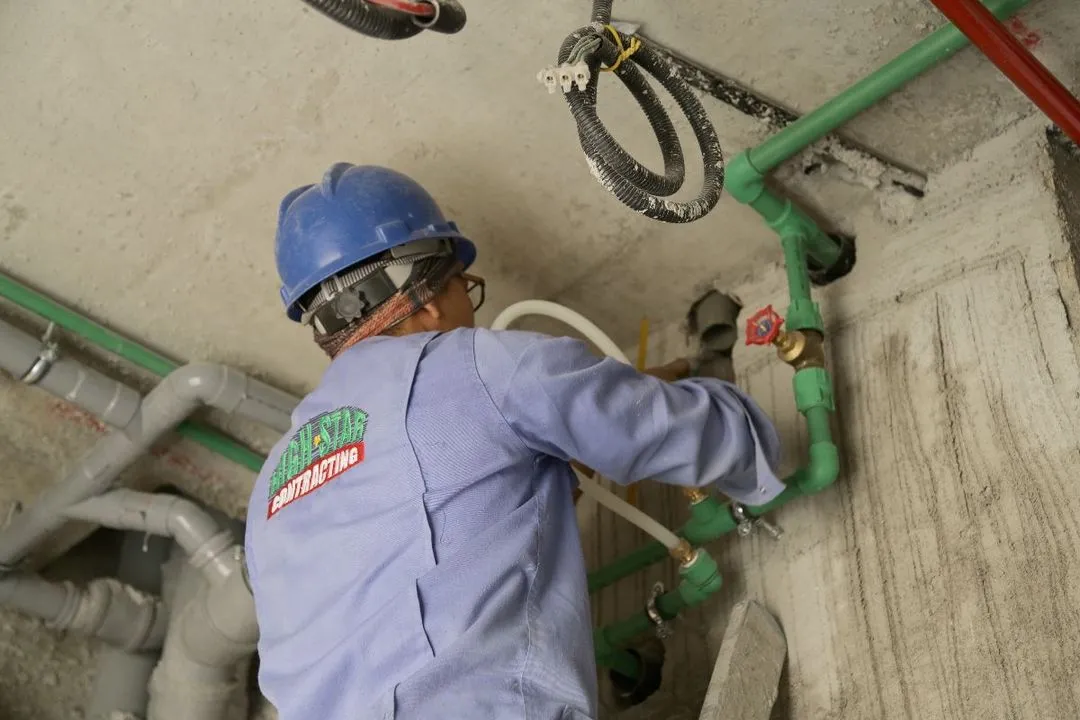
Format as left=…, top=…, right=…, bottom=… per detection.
left=643, top=358, right=692, bottom=382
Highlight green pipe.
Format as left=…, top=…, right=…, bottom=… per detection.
left=747, top=0, right=1032, bottom=174
left=0, top=270, right=268, bottom=473
left=594, top=549, right=722, bottom=669
left=749, top=189, right=842, bottom=270
left=779, top=233, right=824, bottom=333
left=587, top=541, right=668, bottom=593
left=726, top=0, right=1033, bottom=270
left=0, top=272, right=179, bottom=377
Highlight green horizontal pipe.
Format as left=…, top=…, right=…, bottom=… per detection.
left=747, top=0, right=1032, bottom=174
left=174, top=422, right=267, bottom=473
left=587, top=540, right=668, bottom=593
left=0, top=269, right=268, bottom=473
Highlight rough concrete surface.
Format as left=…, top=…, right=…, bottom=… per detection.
left=1, top=0, right=1079, bottom=716
left=2, top=0, right=1078, bottom=388
left=696, top=600, right=786, bottom=720
left=583, top=117, right=1080, bottom=719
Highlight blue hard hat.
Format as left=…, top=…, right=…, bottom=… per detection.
left=275, top=163, right=477, bottom=321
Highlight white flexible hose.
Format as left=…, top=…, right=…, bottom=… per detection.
left=491, top=300, right=631, bottom=365
left=491, top=299, right=682, bottom=550
left=574, top=471, right=682, bottom=550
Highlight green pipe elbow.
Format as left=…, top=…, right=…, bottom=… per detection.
left=799, top=441, right=840, bottom=494
left=723, top=151, right=765, bottom=205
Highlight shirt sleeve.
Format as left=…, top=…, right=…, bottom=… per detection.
left=472, top=328, right=786, bottom=505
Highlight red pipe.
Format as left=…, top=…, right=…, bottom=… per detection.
left=927, top=0, right=1080, bottom=145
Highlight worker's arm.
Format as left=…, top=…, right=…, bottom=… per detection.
left=473, top=329, right=785, bottom=505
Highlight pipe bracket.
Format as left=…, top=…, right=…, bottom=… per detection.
left=20, top=323, right=59, bottom=385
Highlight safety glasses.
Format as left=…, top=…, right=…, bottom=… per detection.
left=461, top=272, right=486, bottom=312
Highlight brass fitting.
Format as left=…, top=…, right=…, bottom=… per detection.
left=774, top=329, right=825, bottom=370
left=669, top=539, right=695, bottom=566
left=682, top=488, right=710, bottom=504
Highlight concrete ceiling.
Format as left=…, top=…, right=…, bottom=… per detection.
left=1, top=0, right=1077, bottom=392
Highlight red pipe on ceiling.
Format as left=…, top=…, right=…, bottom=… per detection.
left=927, top=0, right=1080, bottom=145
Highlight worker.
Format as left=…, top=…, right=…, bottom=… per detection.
left=244, top=163, right=786, bottom=720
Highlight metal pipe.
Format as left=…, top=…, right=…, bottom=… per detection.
left=927, top=0, right=1080, bottom=145
left=0, top=318, right=141, bottom=428
left=0, top=270, right=287, bottom=473
left=64, top=490, right=236, bottom=583
left=0, top=573, right=166, bottom=650
left=745, top=0, right=1034, bottom=174
left=88, top=530, right=172, bottom=720
left=0, top=363, right=291, bottom=568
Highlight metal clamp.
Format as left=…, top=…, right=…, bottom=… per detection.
left=731, top=502, right=784, bottom=540
left=645, top=582, right=673, bottom=639
left=20, top=323, right=59, bottom=385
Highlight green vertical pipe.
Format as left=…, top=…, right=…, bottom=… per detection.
left=594, top=550, right=722, bottom=668
left=780, top=233, right=824, bottom=333
left=0, top=270, right=269, bottom=473
left=747, top=0, right=1033, bottom=174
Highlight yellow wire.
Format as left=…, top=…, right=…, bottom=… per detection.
left=600, top=25, right=641, bottom=73
left=627, top=317, right=649, bottom=508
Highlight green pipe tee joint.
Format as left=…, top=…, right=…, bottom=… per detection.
left=724, top=151, right=766, bottom=206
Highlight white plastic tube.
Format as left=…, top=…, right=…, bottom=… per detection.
left=574, top=471, right=682, bottom=550
left=491, top=300, right=631, bottom=364
left=491, top=299, right=681, bottom=550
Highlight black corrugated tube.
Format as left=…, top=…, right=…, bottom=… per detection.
left=300, top=0, right=466, bottom=40
left=557, top=1, right=724, bottom=223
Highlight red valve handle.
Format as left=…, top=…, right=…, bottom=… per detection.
left=746, top=306, right=784, bottom=346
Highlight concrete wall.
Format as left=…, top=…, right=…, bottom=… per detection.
left=583, top=117, right=1080, bottom=719
left=2, top=0, right=1078, bottom=393
left=1, top=0, right=1080, bottom=716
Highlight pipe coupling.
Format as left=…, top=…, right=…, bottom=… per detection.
left=669, top=540, right=695, bottom=566
left=775, top=329, right=826, bottom=370
left=682, top=488, right=710, bottom=505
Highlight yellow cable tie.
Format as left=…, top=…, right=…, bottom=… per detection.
left=600, top=25, right=641, bottom=73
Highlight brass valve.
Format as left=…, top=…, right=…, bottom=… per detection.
left=745, top=305, right=825, bottom=370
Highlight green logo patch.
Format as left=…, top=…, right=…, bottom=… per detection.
left=267, top=406, right=369, bottom=518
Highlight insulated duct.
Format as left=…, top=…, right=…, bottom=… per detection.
left=554, top=0, right=724, bottom=222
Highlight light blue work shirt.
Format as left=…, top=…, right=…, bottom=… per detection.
left=245, top=327, right=784, bottom=720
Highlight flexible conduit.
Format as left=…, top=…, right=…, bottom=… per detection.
left=556, top=0, right=724, bottom=223
left=300, top=0, right=466, bottom=39
left=490, top=300, right=682, bottom=551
